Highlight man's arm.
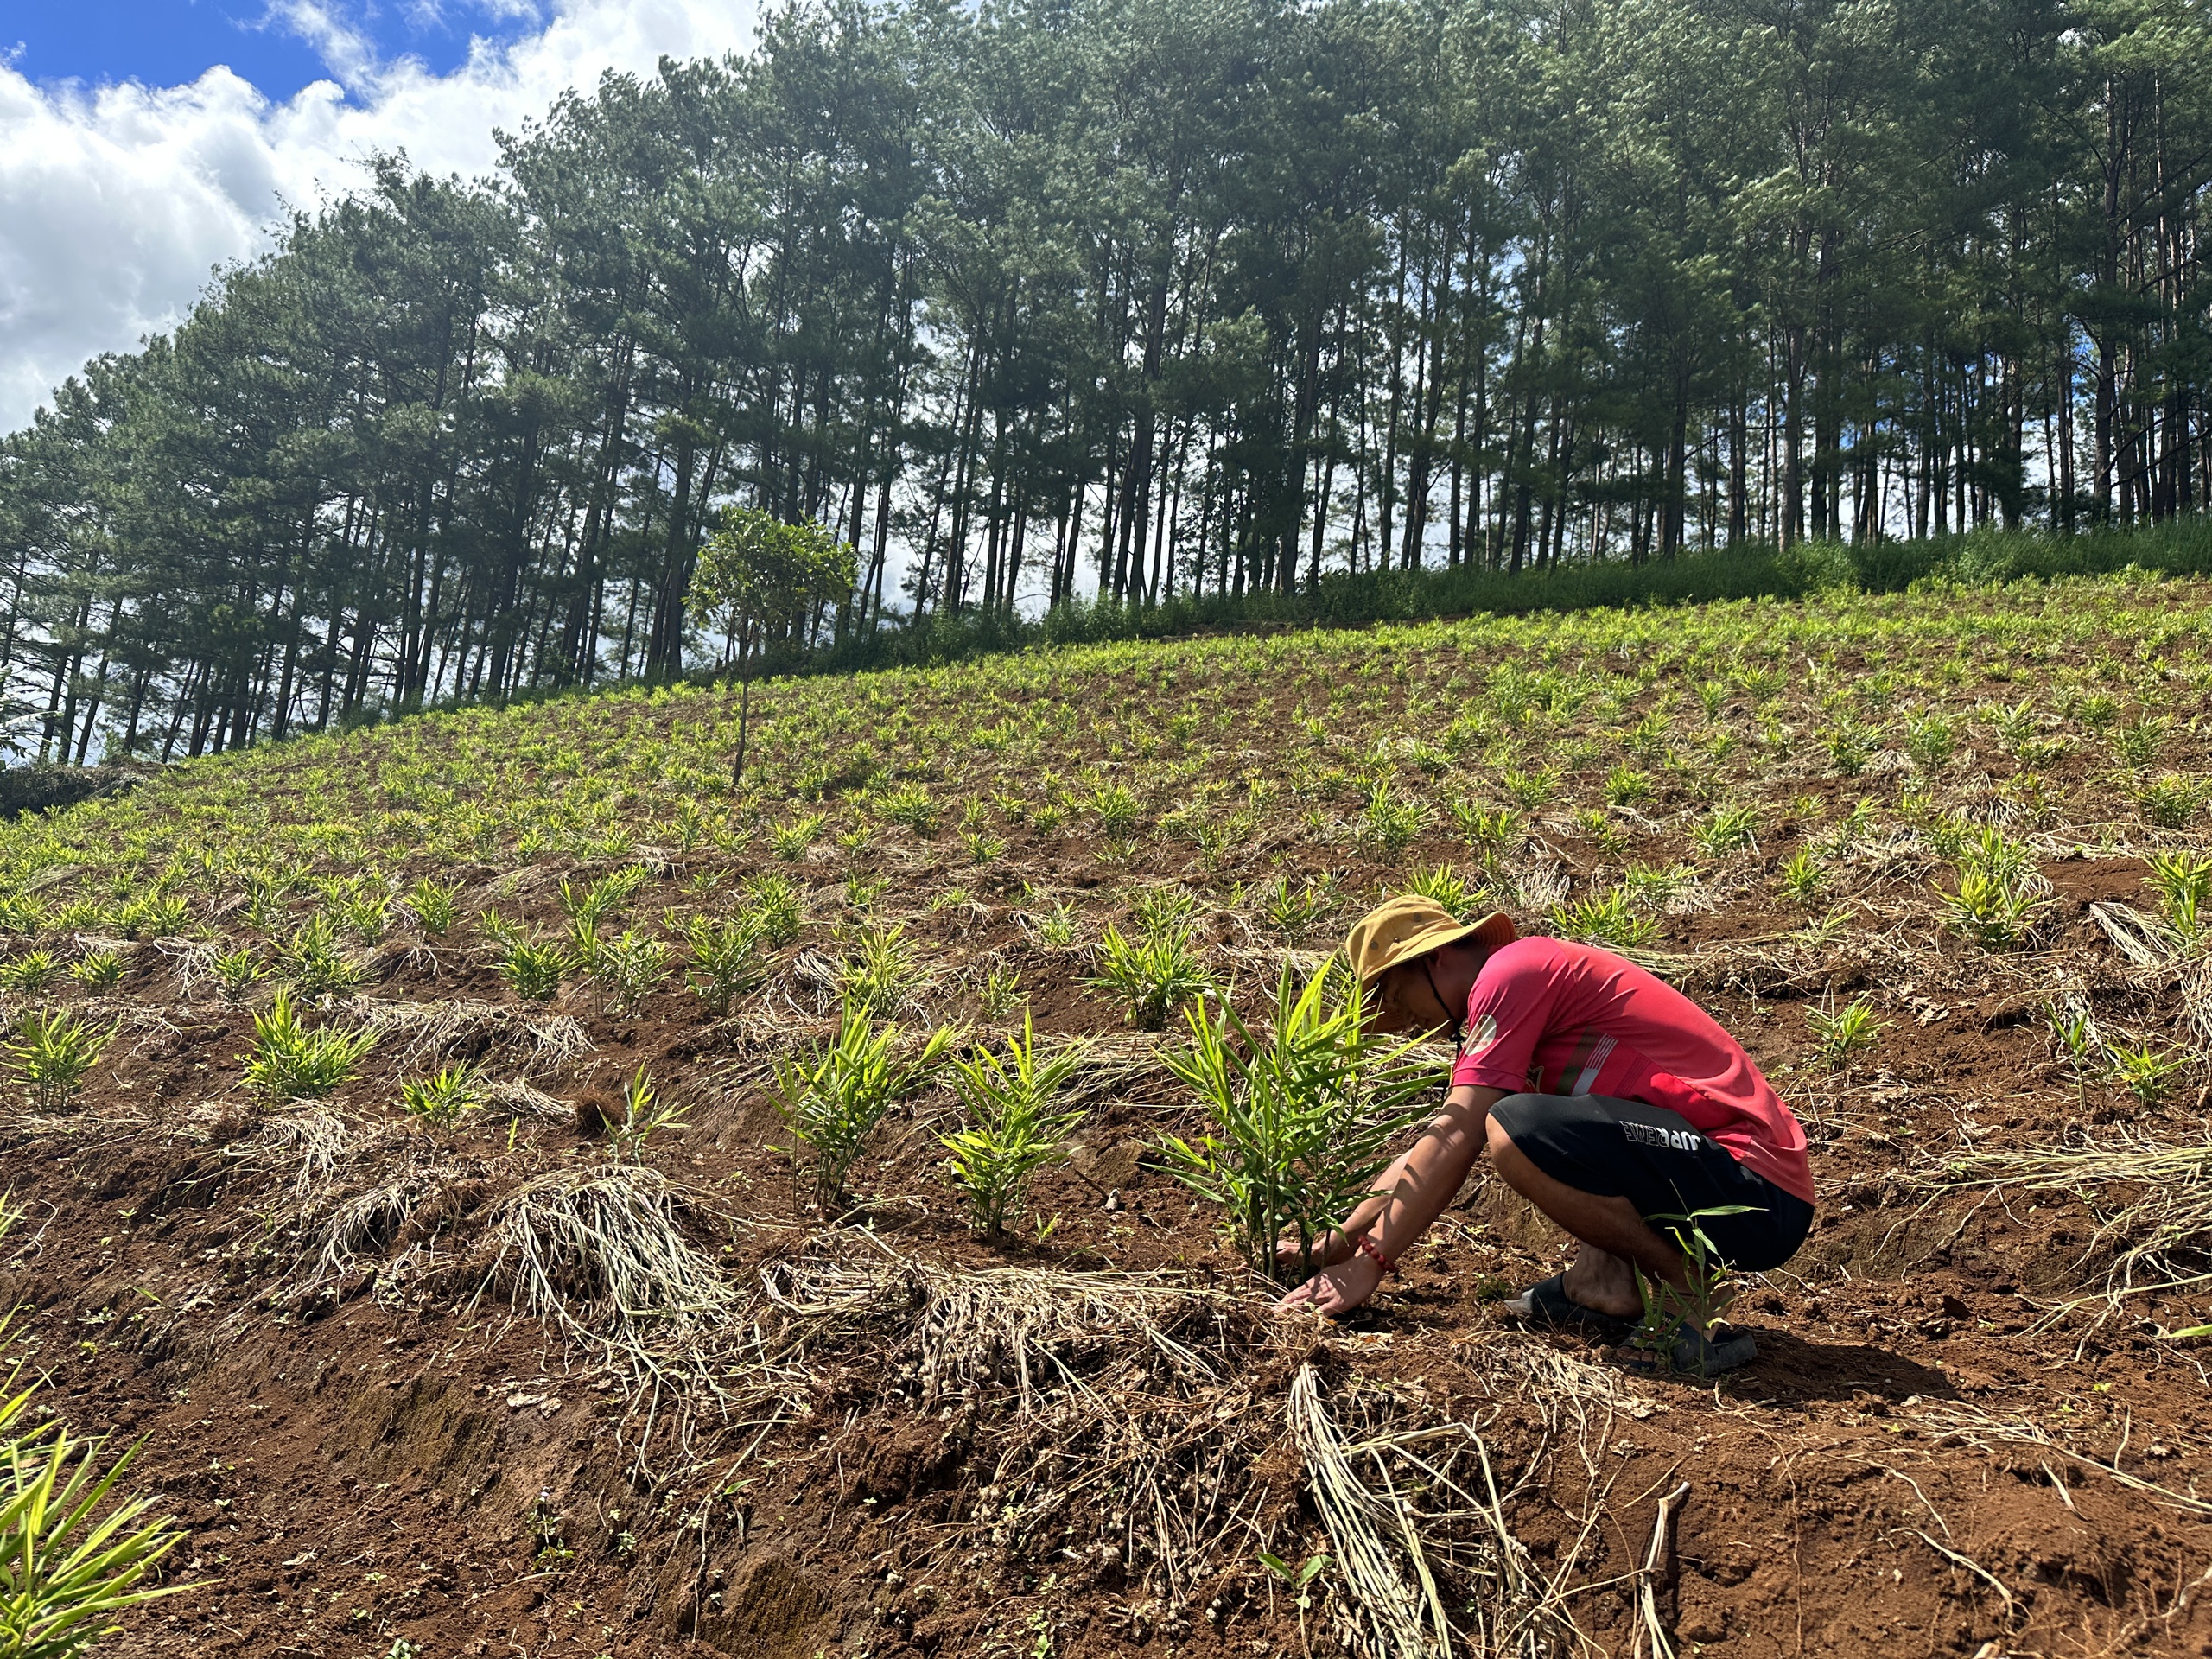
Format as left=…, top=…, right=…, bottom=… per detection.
left=1278, top=1084, right=1507, bottom=1316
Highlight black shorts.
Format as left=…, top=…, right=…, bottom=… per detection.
left=1488, top=1093, right=1813, bottom=1273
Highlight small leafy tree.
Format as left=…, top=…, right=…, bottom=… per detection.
left=1154, top=963, right=1437, bottom=1281
left=687, top=508, right=857, bottom=787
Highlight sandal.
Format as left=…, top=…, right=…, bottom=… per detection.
left=1618, top=1319, right=1758, bottom=1378
left=1509, top=1273, right=1633, bottom=1342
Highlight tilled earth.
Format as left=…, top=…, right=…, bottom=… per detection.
left=3, top=588, right=2211, bottom=1658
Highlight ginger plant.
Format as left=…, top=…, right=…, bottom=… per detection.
left=938, top=1014, right=1087, bottom=1236
left=774, top=1009, right=953, bottom=1208
left=1154, top=962, right=1434, bottom=1282
left=4, top=1012, right=117, bottom=1112
left=243, top=990, right=376, bottom=1102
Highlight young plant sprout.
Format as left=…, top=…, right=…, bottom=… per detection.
left=938, top=1014, right=1087, bottom=1236
left=400, top=1063, right=485, bottom=1128
left=604, top=1066, right=687, bottom=1161
left=683, top=915, right=766, bottom=1014
left=2145, top=850, right=2212, bottom=939
left=499, top=939, right=569, bottom=1001
left=0, top=1355, right=190, bottom=1647
left=774, top=1009, right=954, bottom=1207
left=1627, top=1206, right=1751, bottom=1377
left=2107, top=1037, right=2186, bottom=1109
left=741, top=873, right=804, bottom=947
left=1778, top=847, right=1825, bottom=906
left=1088, top=920, right=1210, bottom=1029
left=68, top=949, right=124, bottom=993
left=243, top=988, right=376, bottom=1101
left=1402, top=864, right=1478, bottom=918
left=772, top=814, right=825, bottom=861
left=0, top=950, right=60, bottom=995
left=2045, top=1000, right=2097, bottom=1105
left=1548, top=887, right=1657, bottom=950
left=284, top=914, right=365, bottom=1000
left=1357, top=779, right=1423, bottom=855
left=404, top=877, right=462, bottom=938
left=4, top=1010, right=117, bottom=1110
left=1694, top=804, right=1759, bottom=856
left=1805, top=992, right=1883, bottom=1069
left=1090, top=783, right=1142, bottom=841
left=214, top=947, right=268, bottom=1001
left=976, top=965, right=1024, bottom=1022
left=591, top=930, right=671, bottom=1016
left=1256, top=874, right=1335, bottom=938
left=1154, top=961, right=1433, bottom=1281
left=841, top=922, right=919, bottom=1018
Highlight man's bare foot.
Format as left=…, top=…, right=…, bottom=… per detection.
left=1559, top=1244, right=1645, bottom=1320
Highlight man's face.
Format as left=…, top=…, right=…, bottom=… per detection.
left=1373, top=957, right=1453, bottom=1038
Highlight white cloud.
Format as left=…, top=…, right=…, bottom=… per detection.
left=0, top=0, right=759, bottom=429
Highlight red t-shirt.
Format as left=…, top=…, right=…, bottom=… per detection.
left=1450, top=936, right=1814, bottom=1204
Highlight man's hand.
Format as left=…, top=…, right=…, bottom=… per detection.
left=1276, top=1249, right=1382, bottom=1318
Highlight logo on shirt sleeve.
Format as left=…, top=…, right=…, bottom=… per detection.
left=1460, top=1014, right=1498, bottom=1058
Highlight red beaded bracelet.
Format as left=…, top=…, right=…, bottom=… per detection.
left=1355, top=1234, right=1394, bottom=1276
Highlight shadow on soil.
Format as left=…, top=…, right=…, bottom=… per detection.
left=1739, top=1330, right=1958, bottom=1404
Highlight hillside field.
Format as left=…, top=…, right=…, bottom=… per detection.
left=3, top=573, right=2211, bottom=1659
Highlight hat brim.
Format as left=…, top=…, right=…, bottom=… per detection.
left=1354, top=910, right=1516, bottom=985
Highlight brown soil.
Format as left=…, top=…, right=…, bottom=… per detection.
left=6, top=594, right=2212, bottom=1659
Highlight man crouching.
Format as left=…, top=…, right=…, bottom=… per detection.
left=1281, top=897, right=1815, bottom=1375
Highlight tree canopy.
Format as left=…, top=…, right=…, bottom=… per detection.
left=6, top=0, right=2212, bottom=762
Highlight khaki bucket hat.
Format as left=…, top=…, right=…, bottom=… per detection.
left=1343, top=895, right=1516, bottom=987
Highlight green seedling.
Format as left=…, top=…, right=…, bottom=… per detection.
left=1694, top=804, right=1758, bottom=856
left=1357, top=779, right=1423, bottom=855
left=405, top=877, right=462, bottom=938
left=1778, top=848, right=1825, bottom=907
left=773, top=1009, right=954, bottom=1208
left=880, top=785, right=940, bottom=836
left=242, top=988, right=376, bottom=1102
left=605, top=1066, right=687, bottom=1161
left=1088, top=921, right=1211, bottom=1030
left=1549, top=887, right=1656, bottom=950
left=1805, top=993, right=1883, bottom=1069
left=1402, top=864, right=1478, bottom=919
left=2045, top=1002, right=2096, bottom=1105
left=2134, top=773, right=2199, bottom=830
left=5, top=1010, right=118, bottom=1111
left=1630, top=1205, right=1752, bottom=1375
left=741, top=873, right=804, bottom=947
left=1603, top=765, right=1654, bottom=808
left=283, top=914, right=365, bottom=999
left=1256, top=874, right=1335, bottom=938
left=1091, top=784, right=1142, bottom=841
left=68, top=950, right=124, bottom=993
left=683, top=915, right=766, bottom=1015
left=939, top=1014, right=1087, bottom=1236
left=977, top=965, right=1024, bottom=1021
left=1155, top=962, right=1433, bottom=1281
left=1257, top=1550, right=1328, bottom=1658
left=1032, top=900, right=1079, bottom=950
left=2108, top=1037, right=2187, bottom=1108
left=772, top=814, right=825, bottom=861
left=591, top=930, right=671, bottom=1016
left=400, top=1063, right=484, bottom=1128
left=841, top=922, right=918, bottom=1019
left=2145, top=850, right=2212, bottom=938
left=0, top=950, right=60, bottom=995
left=1936, top=869, right=2039, bottom=950
left=1128, top=885, right=1199, bottom=938
left=214, top=947, right=267, bottom=1001
left=499, top=939, right=569, bottom=1001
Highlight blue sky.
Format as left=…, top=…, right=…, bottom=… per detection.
left=0, top=1, right=757, bottom=429
left=3, top=2, right=544, bottom=99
